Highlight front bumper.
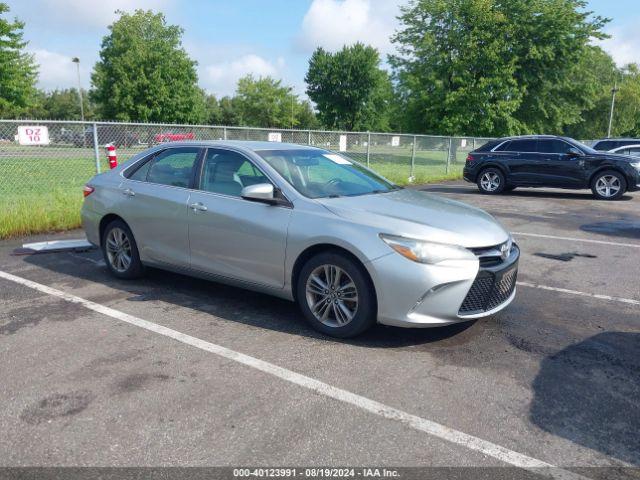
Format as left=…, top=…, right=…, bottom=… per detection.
left=369, top=243, right=519, bottom=328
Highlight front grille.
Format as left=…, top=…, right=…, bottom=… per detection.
left=459, top=268, right=517, bottom=315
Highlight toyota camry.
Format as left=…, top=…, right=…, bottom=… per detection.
left=82, top=141, right=519, bottom=338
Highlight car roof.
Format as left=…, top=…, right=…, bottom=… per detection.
left=156, top=140, right=323, bottom=152
left=495, top=135, right=568, bottom=142
left=593, top=138, right=640, bottom=142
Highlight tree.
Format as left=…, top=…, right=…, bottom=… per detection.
left=91, top=10, right=205, bottom=123
left=305, top=43, right=393, bottom=131
left=35, top=88, right=94, bottom=120
left=218, top=96, right=241, bottom=126
left=233, top=75, right=317, bottom=129
left=0, top=3, right=38, bottom=118
left=391, top=0, right=609, bottom=136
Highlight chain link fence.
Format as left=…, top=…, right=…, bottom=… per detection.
left=0, top=119, right=494, bottom=237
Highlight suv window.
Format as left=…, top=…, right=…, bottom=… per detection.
left=507, top=139, right=537, bottom=152
left=493, top=141, right=512, bottom=152
left=144, top=148, right=200, bottom=188
left=538, top=139, right=573, bottom=154
left=199, top=149, right=269, bottom=197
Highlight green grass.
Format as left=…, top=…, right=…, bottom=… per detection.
left=0, top=145, right=468, bottom=239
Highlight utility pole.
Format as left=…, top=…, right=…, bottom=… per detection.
left=71, top=57, right=85, bottom=122
left=607, top=79, right=619, bottom=138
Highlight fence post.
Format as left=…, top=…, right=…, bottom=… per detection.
left=223, top=126, right=227, bottom=140
left=472, top=137, right=476, bottom=151
left=366, top=132, right=371, bottom=168
left=446, top=137, right=452, bottom=174
left=410, top=135, right=416, bottom=182
left=307, top=130, right=312, bottom=145
left=92, top=123, right=100, bottom=174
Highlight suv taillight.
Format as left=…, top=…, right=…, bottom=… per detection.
left=466, top=154, right=475, bottom=162
left=83, top=185, right=95, bottom=198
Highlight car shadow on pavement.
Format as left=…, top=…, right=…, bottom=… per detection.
left=529, top=331, right=640, bottom=466
left=21, top=252, right=475, bottom=349
left=420, top=185, right=635, bottom=201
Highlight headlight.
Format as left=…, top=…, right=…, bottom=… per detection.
left=379, top=234, right=474, bottom=264
left=631, top=161, right=640, bottom=170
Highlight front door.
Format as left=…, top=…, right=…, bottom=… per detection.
left=188, top=148, right=292, bottom=289
left=118, top=147, right=202, bottom=267
left=537, top=139, right=586, bottom=187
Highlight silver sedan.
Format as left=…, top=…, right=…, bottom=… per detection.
left=81, top=141, right=519, bottom=338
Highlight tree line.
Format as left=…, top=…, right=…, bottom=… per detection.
left=1, top=1, right=639, bottom=139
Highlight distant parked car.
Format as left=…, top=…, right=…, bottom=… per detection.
left=592, top=138, right=640, bottom=151
left=154, top=131, right=195, bottom=143
left=57, top=126, right=139, bottom=148
left=463, top=135, right=640, bottom=200
left=608, top=144, right=640, bottom=157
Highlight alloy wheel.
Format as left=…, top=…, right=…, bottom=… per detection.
left=105, top=227, right=132, bottom=273
left=480, top=172, right=501, bottom=192
left=595, top=175, right=621, bottom=198
left=305, top=264, right=359, bottom=328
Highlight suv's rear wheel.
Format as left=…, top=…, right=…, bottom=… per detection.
left=102, top=220, right=144, bottom=279
left=477, top=168, right=506, bottom=194
left=296, top=252, right=376, bottom=338
left=591, top=170, right=626, bottom=200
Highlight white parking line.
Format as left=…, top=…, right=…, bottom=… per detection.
left=513, top=232, right=640, bottom=249
left=517, top=282, right=640, bottom=306
left=0, top=269, right=589, bottom=480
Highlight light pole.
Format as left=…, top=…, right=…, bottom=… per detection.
left=607, top=79, right=619, bottom=139
left=71, top=57, right=85, bottom=122
left=287, top=87, right=295, bottom=129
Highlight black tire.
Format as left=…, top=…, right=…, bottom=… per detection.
left=101, top=219, right=144, bottom=279
left=296, top=252, right=376, bottom=338
left=477, top=167, right=506, bottom=194
left=591, top=170, right=626, bottom=200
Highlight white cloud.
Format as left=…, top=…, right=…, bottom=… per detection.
left=31, top=48, right=93, bottom=91
left=297, top=0, right=406, bottom=55
left=203, top=54, right=286, bottom=97
left=38, top=0, right=172, bottom=29
left=599, top=22, right=640, bottom=67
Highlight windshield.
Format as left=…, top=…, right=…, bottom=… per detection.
left=256, top=149, right=399, bottom=198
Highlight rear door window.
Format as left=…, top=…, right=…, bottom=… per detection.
left=146, top=148, right=201, bottom=188
left=507, top=139, right=537, bottom=152
left=538, top=140, right=573, bottom=154
left=493, top=141, right=512, bottom=152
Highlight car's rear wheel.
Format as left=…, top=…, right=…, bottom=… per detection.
left=591, top=170, right=626, bottom=200
left=296, top=252, right=376, bottom=338
left=477, top=168, right=506, bottom=194
left=102, top=220, right=144, bottom=279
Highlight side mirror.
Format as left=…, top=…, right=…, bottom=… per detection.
left=241, top=183, right=288, bottom=206
left=567, top=147, right=582, bottom=157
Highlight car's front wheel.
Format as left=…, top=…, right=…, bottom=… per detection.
left=591, top=170, right=626, bottom=200
left=296, top=252, right=376, bottom=338
left=102, top=219, right=144, bottom=279
left=477, top=168, right=506, bottom=194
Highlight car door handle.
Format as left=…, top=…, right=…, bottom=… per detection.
left=189, top=202, right=208, bottom=212
left=122, top=188, right=135, bottom=197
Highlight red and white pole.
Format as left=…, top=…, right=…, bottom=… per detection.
left=106, top=144, right=117, bottom=169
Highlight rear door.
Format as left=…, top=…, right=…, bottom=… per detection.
left=537, top=139, right=586, bottom=187
left=187, top=148, right=292, bottom=289
left=499, top=139, right=543, bottom=184
left=118, top=147, right=202, bottom=267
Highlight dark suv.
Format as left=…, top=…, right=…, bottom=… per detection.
left=463, top=135, right=640, bottom=200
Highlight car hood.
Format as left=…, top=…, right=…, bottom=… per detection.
left=316, top=188, right=510, bottom=248
left=595, top=153, right=639, bottom=163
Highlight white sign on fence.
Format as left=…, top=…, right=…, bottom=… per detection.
left=17, top=126, right=50, bottom=145
left=339, top=135, right=347, bottom=152
left=461, top=139, right=467, bottom=148
left=268, top=132, right=282, bottom=142
left=391, top=136, right=400, bottom=147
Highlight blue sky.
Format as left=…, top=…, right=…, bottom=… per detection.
left=6, top=0, right=640, bottom=98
